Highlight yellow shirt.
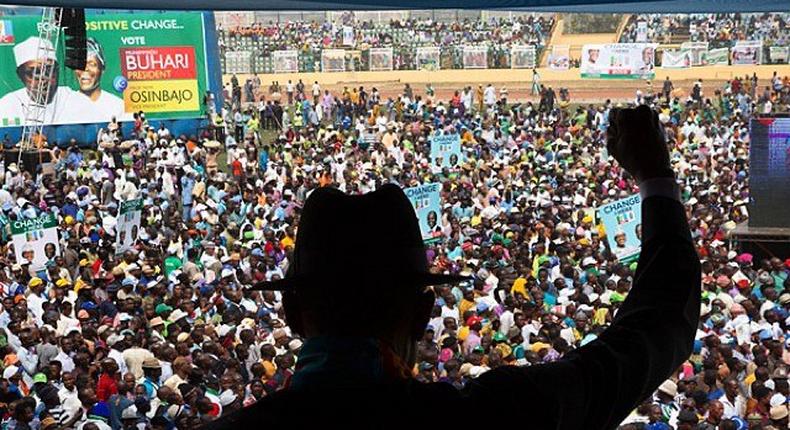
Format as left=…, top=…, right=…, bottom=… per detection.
left=459, top=299, right=476, bottom=319
left=511, top=277, right=528, bottom=298
left=457, top=325, right=470, bottom=342
left=280, top=236, right=295, bottom=249
left=262, top=360, right=276, bottom=380
left=593, top=308, right=609, bottom=326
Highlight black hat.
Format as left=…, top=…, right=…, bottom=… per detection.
left=677, top=409, right=698, bottom=424
left=251, top=184, right=467, bottom=291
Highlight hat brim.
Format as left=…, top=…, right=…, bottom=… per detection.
left=249, top=273, right=470, bottom=291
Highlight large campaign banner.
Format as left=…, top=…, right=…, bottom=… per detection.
left=680, top=42, right=708, bottom=66
left=10, top=213, right=59, bottom=270
left=416, top=46, right=440, bottom=71
left=661, top=50, right=692, bottom=69
left=404, top=183, right=442, bottom=242
left=321, top=49, right=346, bottom=72
left=462, top=46, right=488, bottom=69
left=368, top=47, right=393, bottom=71
left=703, top=48, right=730, bottom=65
left=430, top=133, right=462, bottom=168
left=0, top=12, right=209, bottom=127
left=732, top=41, right=762, bottom=65
left=511, top=45, right=536, bottom=69
left=272, top=50, right=299, bottom=73
left=581, top=43, right=657, bottom=80
left=116, top=198, right=143, bottom=255
left=548, top=45, right=570, bottom=70
left=598, top=194, right=642, bottom=262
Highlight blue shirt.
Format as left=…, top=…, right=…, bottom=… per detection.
left=181, top=176, right=195, bottom=206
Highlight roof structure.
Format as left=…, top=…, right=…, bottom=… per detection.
left=4, top=0, right=789, bottom=12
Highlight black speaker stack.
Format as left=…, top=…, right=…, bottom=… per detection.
left=59, top=8, right=86, bottom=71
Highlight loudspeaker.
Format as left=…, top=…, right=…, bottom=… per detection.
left=60, top=8, right=86, bottom=71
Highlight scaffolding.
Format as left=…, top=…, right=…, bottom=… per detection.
left=18, top=7, right=62, bottom=157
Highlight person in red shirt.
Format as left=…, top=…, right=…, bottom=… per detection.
left=231, top=158, right=244, bottom=184
left=96, top=358, right=120, bottom=402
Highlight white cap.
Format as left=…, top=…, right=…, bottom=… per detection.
left=2, top=365, right=19, bottom=379
left=168, top=309, right=187, bottom=323
left=770, top=393, right=787, bottom=408
left=219, top=389, right=238, bottom=406
left=14, top=37, right=56, bottom=67
left=106, top=334, right=122, bottom=347
left=658, top=379, right=677, bottom=397
left=121, top=405, right=138, bottom=420
left=216, top=324, right=234, bottom=337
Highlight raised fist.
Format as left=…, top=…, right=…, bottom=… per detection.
left=606, top=105, right=673, bottom=182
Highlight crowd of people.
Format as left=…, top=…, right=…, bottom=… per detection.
left=0, top=65, right=788, bottom=429
left=620, top=13, right=790, bottom=50
left=218, top=13, right=554, bottom=73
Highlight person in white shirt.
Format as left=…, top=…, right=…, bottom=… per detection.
left=440, top=295, right=461, bottom=322
left=763, top=99, right=773, bottom=114
left=54, top=336, right=77, bottom=373
left=0, top=36, right=83, bottom=125
left=286, top=80, right=295, bottom=104
left=58, top=372, right=82, bottom=425
left=312, top=81, right=321, bottom=103
left=462, top=87, right=472, bottom=112
left=156, top=124, right=170, bottom=140
left=72, top=37, right=126, bottom=123
left=106, top=336, right=128, bottom=376
left=22, top=277, right=46, bottom=324
left=483, top=84, right=497, bottom=108
left=720, top=378, right=746, bottom=419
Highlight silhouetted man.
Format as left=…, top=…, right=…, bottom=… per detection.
left=209, top=105, right=701, bottom=428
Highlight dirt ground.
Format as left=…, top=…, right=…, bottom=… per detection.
left=228, top=65, right=790, bottom=103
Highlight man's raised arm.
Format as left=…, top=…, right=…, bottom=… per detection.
left=466, top=105, right=701, bottom=429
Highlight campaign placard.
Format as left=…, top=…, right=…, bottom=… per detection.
left=10, top=213, right=59, bottom=270
left=405, top=183, right=442, bottom=241
left=430, top=133, right=462, bottom=168
left=597, top=194, right=642, bottom=262
left=116, top=198, right=143, bottom=255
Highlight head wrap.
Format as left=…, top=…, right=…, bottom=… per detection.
left=86, top=37, right=105, bottom=68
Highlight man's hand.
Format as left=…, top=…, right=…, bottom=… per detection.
left=607, top=105, right=673, bottom=182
